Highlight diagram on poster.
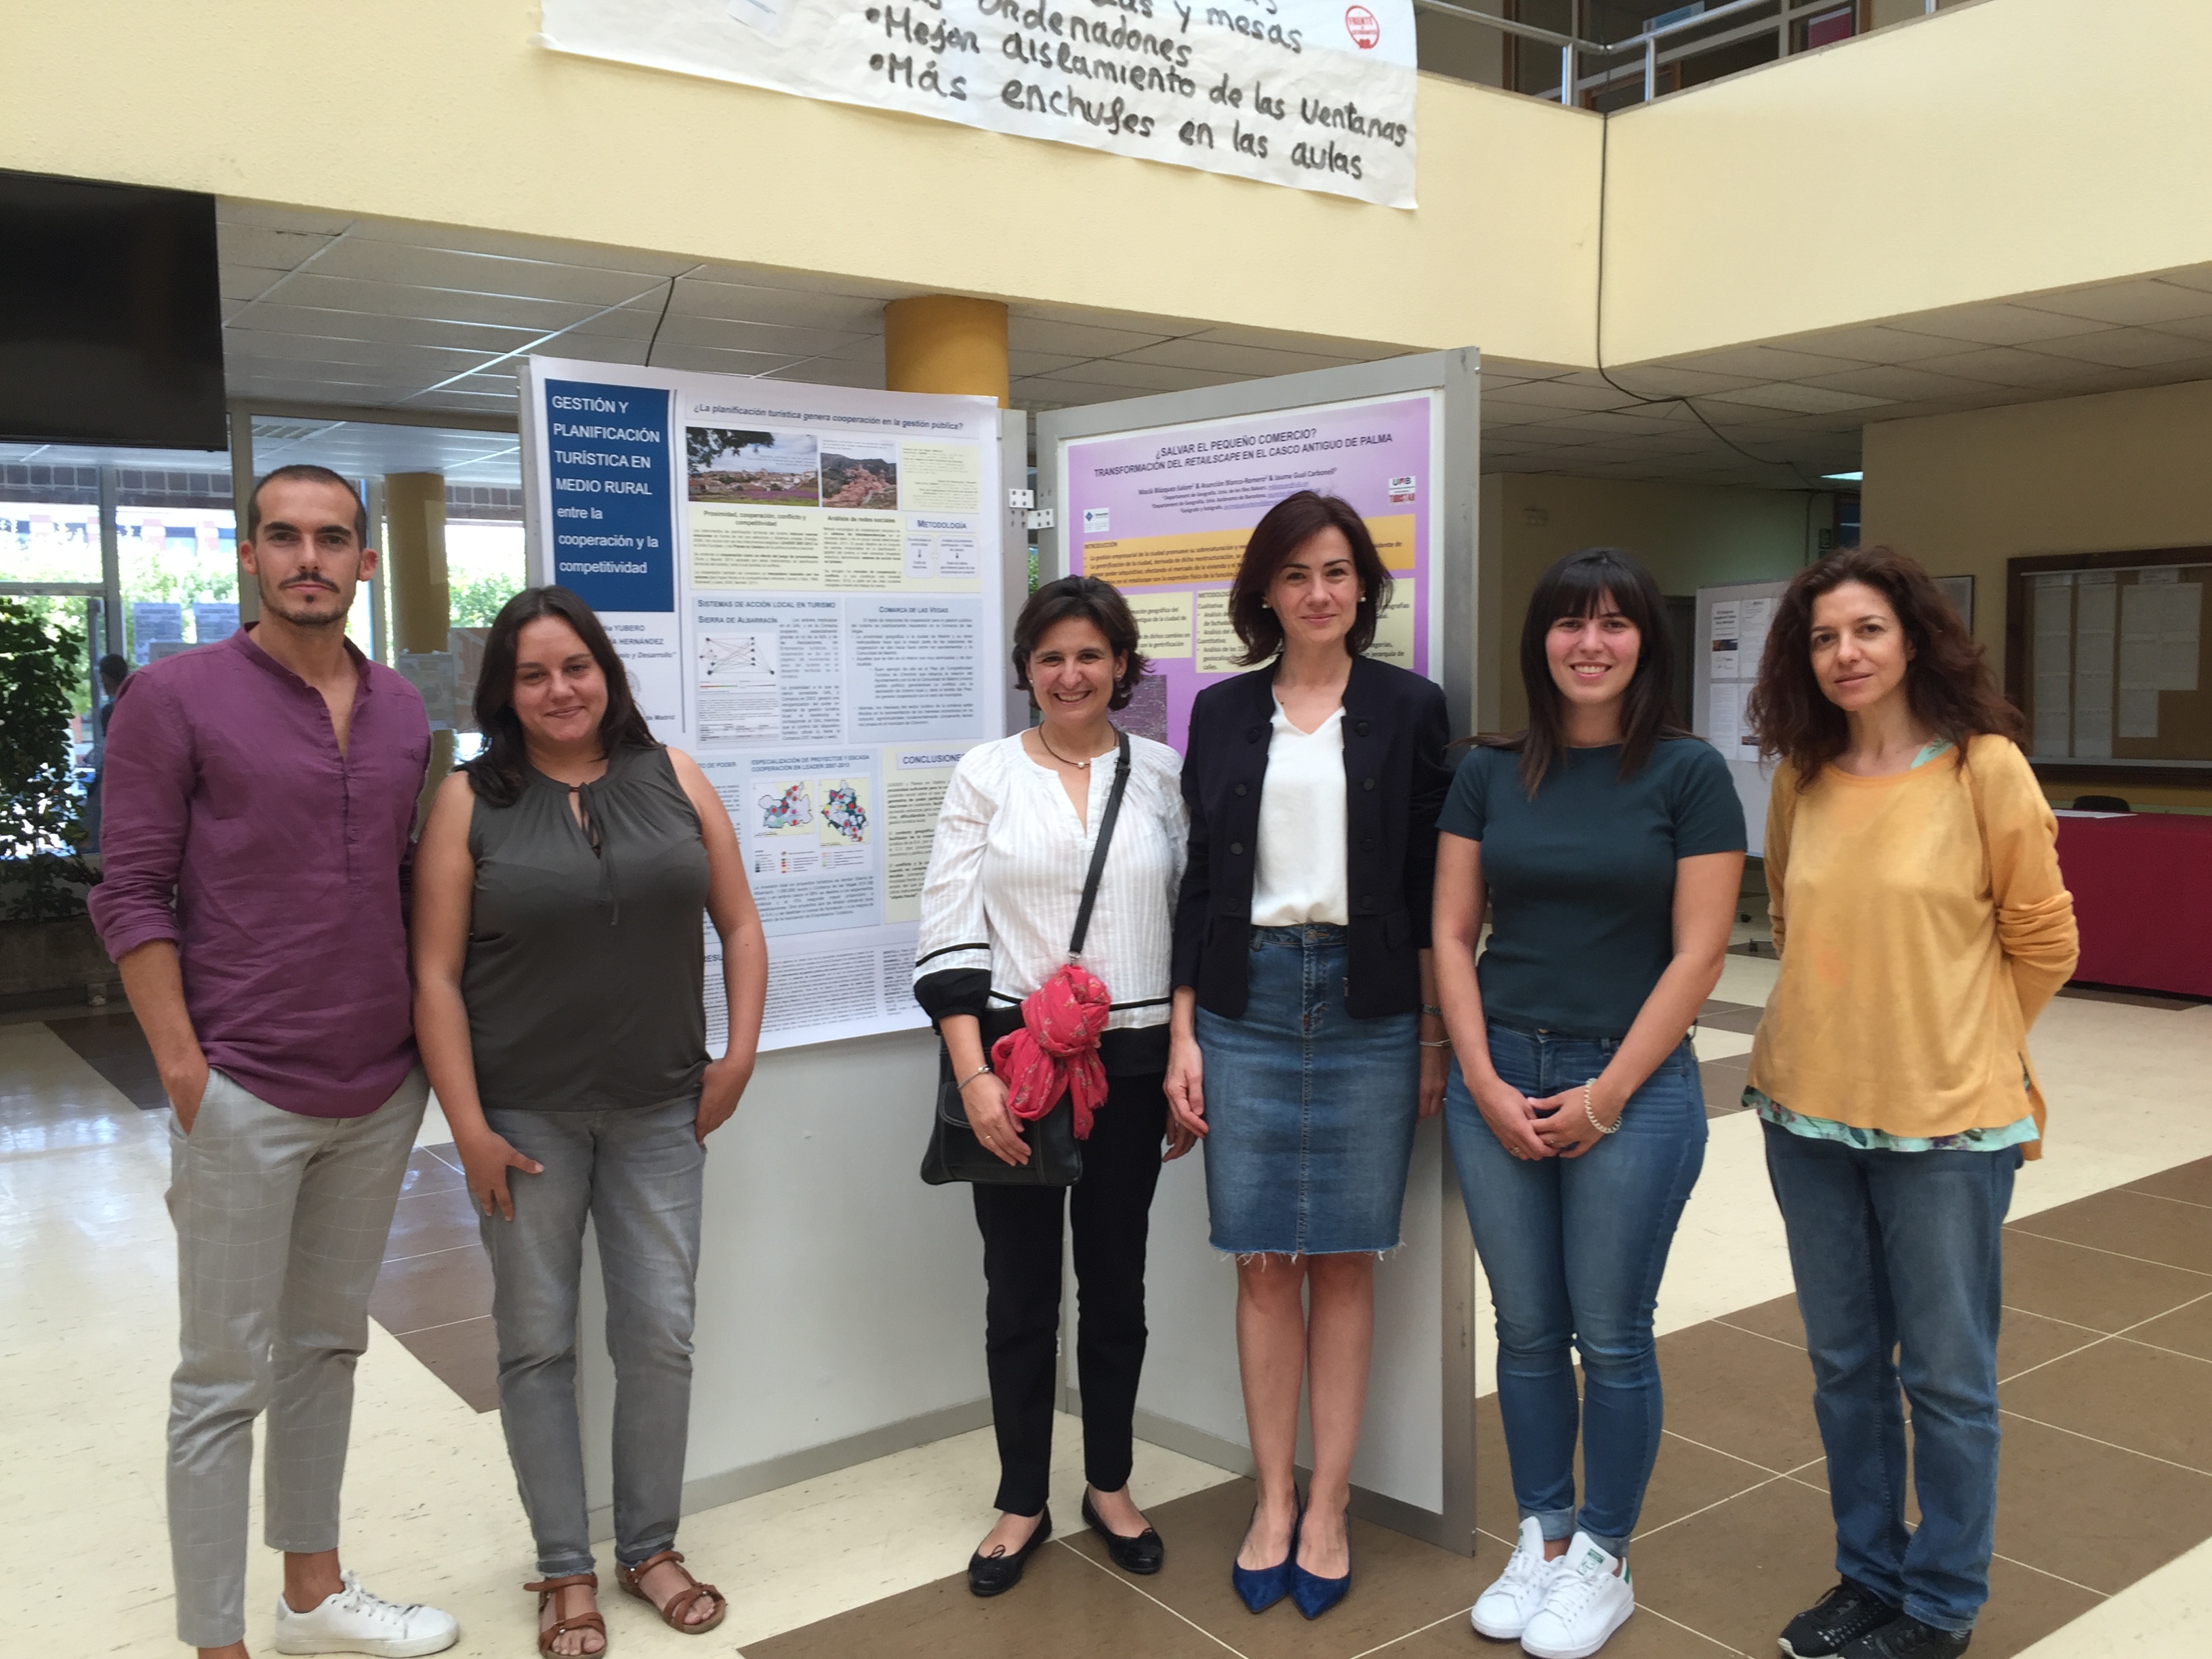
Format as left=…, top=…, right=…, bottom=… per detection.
left=525, top=356, right=1003, bottom=1052
left=1061, top=392, right=1441, bottom=750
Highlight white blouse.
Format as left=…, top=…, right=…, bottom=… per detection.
left=1250, top=701, right=1350, bottom=927
left=914, top=732, right=1188, bottom=1031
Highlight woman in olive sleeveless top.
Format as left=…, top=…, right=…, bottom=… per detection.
left=413, top=588, right=766, bottom=1656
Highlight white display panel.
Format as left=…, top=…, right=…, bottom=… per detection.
left=521, top=356, right=1006, bottom=1052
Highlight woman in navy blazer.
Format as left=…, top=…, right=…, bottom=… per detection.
left=1165, top=490, right=1450, bottom=1620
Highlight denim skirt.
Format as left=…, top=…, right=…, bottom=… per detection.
left=1195, top=924, right=1420, bottom=1256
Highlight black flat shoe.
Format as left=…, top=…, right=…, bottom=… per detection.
left=1082, top=1490, right=1164, bottom=1576
left=967, top=1507, right=1052, bottom=1597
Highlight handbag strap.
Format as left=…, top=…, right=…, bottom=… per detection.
left=1067, top=729, right=1132, bottom=958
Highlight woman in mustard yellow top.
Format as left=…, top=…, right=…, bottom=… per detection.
left=1744, top=548, right=2075, bottom=1659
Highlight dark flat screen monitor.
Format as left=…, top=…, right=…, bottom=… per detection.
left=0, top=170, right=226, bottom=450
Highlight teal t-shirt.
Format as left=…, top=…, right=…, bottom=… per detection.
left=1439, top=738, right=1746, bottom=1039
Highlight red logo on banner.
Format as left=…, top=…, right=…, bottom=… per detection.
left=1345, top=4, right=1380, bottom=47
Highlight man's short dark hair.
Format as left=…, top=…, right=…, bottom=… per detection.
left=246, top=464, right=369, bottom=544
left=98, top=653, right=128, bottom=689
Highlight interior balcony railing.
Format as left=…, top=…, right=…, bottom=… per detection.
left=1414, top=0, right=1944, bottom=108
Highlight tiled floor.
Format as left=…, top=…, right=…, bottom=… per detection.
left=8, top=970, right=2209, bottom=1658
left=749, top=1159, right=2212, bottom=1659
left=373, top=1143, right=501, bottom=1412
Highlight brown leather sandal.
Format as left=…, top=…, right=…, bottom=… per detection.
left=523, top=1572, right=607, bottom=1656
left=615, top=1549, right=728, bottom=1635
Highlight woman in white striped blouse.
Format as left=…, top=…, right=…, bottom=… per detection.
left=914, top=576, right=1193, bottom=1597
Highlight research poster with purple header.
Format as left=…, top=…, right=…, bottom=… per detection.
left=1061, top=392, right=1442, bottom=751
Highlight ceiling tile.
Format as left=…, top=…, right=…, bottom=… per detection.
left=1599, top=365, right=1764, bottom=396
left=2156, top=314, right=2212, bottom=344
left=2154, top=265, right=2212, bottom=295
left=2013, top=281, right=2212, bottom=327
left=1189, top=323, right=1392, bottom=360
left=1048, top=359, right=1227, bottom=392
left=1797, top=365, right=1999, bottom=403
left=1703, top=383, right=1892, bottom=414
left=1889, top=304, right=2116, bottom=346
left=249, top=272, right=603, bottom=332
left=1006, top=316, right=1173, bottom=359
left=217, top=224, right=341, bottom=273
left=1008, top=350, right=1087, bottom=377
left=1902, top=346, right=2100, bottom=387
left=230, top=304, right=537, bottom=354
left=1662, top=345, right=1867, bottom=381
left=2021, top=329, right=2212, bottom=369
left=306, top=239, right=667, bottom=306
left=1784, top=324, right=1983, bottom=365
left=1116, top=337, right=1350, bottom=377
left=678, top=280, right=889, bottom=331
left=1480, top=380, right=1643, bottom=413
left=217, top=200, right=356, bottom=236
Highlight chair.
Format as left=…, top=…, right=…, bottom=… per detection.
left=2072, top=794, right=2131, bottom=813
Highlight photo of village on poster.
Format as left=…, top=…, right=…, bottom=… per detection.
left=1061, top=392, right=1441, bottom=751
left=522, top=356, right=1002, bottom=1052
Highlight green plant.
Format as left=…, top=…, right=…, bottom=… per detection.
left=0, top=598, right=96, bottom=920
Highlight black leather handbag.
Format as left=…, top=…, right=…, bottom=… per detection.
left=920, top=731, right=1132, bottom=1188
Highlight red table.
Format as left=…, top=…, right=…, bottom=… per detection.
left=2053, top=811, right=2212, bottom=998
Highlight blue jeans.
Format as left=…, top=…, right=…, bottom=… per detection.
left=1444, top=1025, right=1706, bottom=1557
left=1763, top=1122, right=2020, bottom=1634
left=480, top=1097, right=706, bottom=1577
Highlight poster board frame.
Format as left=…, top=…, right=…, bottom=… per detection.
left=1692, top=578, right=1791, bottom=861
left=1033, top=349, right=1481, bottom=1555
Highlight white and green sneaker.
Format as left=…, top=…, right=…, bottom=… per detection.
left=1519, top=1532, right=1634, bottom=1659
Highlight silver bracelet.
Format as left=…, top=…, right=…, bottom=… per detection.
left=1583, top=1079, right=1620, bottom=1136
left=1420, top=1004, right=1443, bottom=1019
left=1420, top=1038, right=1452, bottom=1049
left=956, top=1063, right=993, bottom=1092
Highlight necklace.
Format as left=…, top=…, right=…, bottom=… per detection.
left=1036, top=726, right=1111, bottom=770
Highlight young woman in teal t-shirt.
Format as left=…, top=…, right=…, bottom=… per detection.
left=1432, top=548, right=1744, bottom=1659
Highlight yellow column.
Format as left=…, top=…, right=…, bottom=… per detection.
left=883, top=295, right=1010, bottom=406
left=383, top=472, right=453, bottom=821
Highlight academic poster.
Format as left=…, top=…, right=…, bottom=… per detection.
left=1060, top=390, right=1441, bottom=750
left=523, top=356, right=1003, bottom=1052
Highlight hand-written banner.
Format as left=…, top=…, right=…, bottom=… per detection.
left=539, top=0, right=1417, bottom=208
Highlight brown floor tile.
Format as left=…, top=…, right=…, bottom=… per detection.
left=1065, top=1475, right=1473, bottom=1659
left=1714, top=1293, right=1806, bottom=1349
left=397, top=1315, right=501, bottom=1412
left=1381, top=1599, right=1725, bottom=1657
left=46, top=1010, right=166, bottom=1109
left=1471, top=1398, right=1775, bottom=1549
left=398, top=1144, right=467, bottom=1198
left=1698, top=1054, right=1750, bottom=1118
left=2125, top=1156, right=2212, bottom=1209
left=369, top=1244, right=494, bottom=1337
left=743, top=1542, right=1228, bottom=1658
left=2009, top=1188, right=2212, bottom=1277
left=1991, top=1412, right=2212, bottom=1593
left=2002, top=1340, right=2212, bottom=1475
left=2127, top=1293, right=2212, bottom=1362
left=1655, top=1321, right=1824, bottom=1475
left=2000, top=1229, right=2208, bottom=1334
left=2055, top=984, right=2205, bottom=1011
left=1629, top=1474, right=1838, bottom=1656
left=384, top=1186, right=483, bottom=1262
left=1697, top=1004, right=1765, bottom=1034
left=1996, top=1309, right=2105, bottom=1383
left=1967, top=1555, right=2107, bottom=1659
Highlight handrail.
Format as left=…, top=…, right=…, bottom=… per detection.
left=1412, top=0, right=1940, bottom=106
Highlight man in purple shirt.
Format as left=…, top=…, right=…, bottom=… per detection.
left=92, top=464, right=459, bottom=1659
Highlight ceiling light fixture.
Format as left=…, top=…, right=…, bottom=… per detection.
left=1822, top=470, right=1864, bottom=482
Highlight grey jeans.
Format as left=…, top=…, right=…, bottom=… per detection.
left=167, top=1065, right=427, bottom=1647
left=480, top=1098, right=706, bottom=1577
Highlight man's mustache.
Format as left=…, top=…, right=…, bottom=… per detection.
left=281, top=575, right=340, bottom=592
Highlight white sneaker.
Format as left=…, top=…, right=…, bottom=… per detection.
left=1472, top=1516, right=1562, bottom=1639
left=272, top=1571, right=459, bottom=1657
left=1518, top=1533, right=1633, bottom=1659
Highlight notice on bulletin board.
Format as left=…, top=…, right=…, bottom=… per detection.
left=523, top=355, right=1002, bottom=1053
left=1059, top=391, right=1441, bottom=750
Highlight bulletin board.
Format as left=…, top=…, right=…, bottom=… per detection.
left=2006, top=549, right=2212, bottom=781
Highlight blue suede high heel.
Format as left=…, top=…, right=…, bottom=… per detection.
left=1290, top=1509, right=1352, bottom=1620
left=1230, top=1496, right=1303, bottom=1614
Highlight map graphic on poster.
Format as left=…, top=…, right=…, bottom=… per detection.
left=1061, top=392, right=1439, bottom=750
left=537, top=0, right=1417, bottom=209
left=523, top=356, right=1002, bottom=1053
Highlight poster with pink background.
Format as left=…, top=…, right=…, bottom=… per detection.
left=1063, top=392, right=1440, bottom=752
